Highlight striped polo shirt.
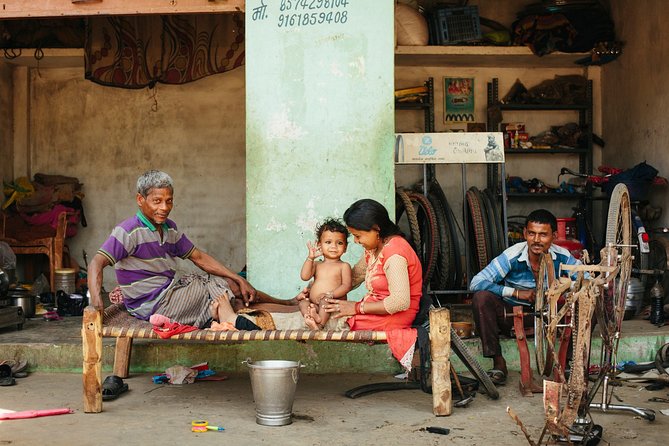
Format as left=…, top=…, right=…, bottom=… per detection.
left=469, top=242, right=581, bottom=298
left=98, top=211, right=195, bottom=319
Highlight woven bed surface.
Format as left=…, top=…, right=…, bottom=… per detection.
left=101, top=304, right=387, bottom=342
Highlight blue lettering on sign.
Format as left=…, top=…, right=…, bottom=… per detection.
left=419, top=145, right=437, bottom=155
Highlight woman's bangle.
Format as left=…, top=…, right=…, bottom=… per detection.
left=306, top=258, right=314, bottom=262
left=359, top=300, right=366, bottom=314
left=513, top=289, right=518, bottom=298
left=355, top=301, right=361, bottom=314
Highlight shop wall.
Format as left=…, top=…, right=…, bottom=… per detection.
left=0, top=62, right=13, bottom=183
left=13, top=65, right=247, bottom=289
left=604, top=0, right=669, bottom=226
left=246, top=1, right=395, bottom=299
left=395, top=66, right=602, bottom=236
left=396, top=0, right=606, bottom=248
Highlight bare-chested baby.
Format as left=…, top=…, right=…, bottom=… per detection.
left=298, top=218, right=352, bottom=330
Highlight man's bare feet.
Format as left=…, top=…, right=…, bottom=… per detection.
left=308, top=303, right=322, bottom=324
left=304, top=313, right=322, bottom=330
left=210, top=298, right=220, bottom=318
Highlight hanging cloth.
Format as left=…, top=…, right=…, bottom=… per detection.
left=84, top=14, right=245, bottom=89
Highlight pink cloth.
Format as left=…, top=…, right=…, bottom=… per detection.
left=347, top=236, right=423, bottom=370
left=0, top=408, right=73, bottom=420
left=108, top=286, right=124, bottom=304
left=151, top=314, right=199, bottom=339
left=19, top=204, right=79, bottom=237
left=152, top=322, right=199, bottom=339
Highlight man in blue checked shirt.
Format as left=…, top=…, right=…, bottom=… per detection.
left=469, top=209, right=581, bottom=385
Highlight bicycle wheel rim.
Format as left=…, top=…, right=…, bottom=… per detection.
left=535, top=252, right=555, bottom=376
left=602, top=184, right=632, bottom=352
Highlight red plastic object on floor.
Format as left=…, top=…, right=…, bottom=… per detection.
left=0, top=408, right=73, bottom=420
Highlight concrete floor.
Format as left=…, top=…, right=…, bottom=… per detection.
left=1, top=311, right=668, bottom=445
left=0, top=371, right=667, bottom=446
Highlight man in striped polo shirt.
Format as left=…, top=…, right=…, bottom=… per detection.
left=87, top=170, right=288, bottom=330
left=469, top=209, right=581, bottom=385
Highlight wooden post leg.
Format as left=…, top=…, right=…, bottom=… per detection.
left=82, top=306, right=102, bottom=413
left=513, top=306, right=541, bottom=396
left=429, top=308, right=452, bottom=416
left=113, top=337, right=133, bottom=378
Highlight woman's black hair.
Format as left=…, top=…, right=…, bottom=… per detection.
left=315, top=218, right=349, bottom=242
left=343, top=199, right=403, bottom=239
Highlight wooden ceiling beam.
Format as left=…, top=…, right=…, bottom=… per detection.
left=0, top=0, right=245, bottom=19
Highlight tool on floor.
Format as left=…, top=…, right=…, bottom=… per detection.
left=191, top=420, right=224, bottom=432
left=423, top=426, right=450, bottom=435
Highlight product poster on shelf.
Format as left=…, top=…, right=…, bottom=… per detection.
left=444, top=77, right=475, bottom=122
left=395, top=132, right=504, bottom=164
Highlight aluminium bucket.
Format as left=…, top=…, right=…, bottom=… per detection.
left=244, top=359, right=304, bottom=426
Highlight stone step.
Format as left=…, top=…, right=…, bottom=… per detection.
left=0, top=315, right=666, bottom=374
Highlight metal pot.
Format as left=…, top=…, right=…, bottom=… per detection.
left=624, top=277, right=644, bottom=320
left=10, top=291, right=35, bottom=318
left=452, top=321, right=474, bottom=338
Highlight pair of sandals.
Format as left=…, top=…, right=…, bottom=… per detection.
left=0, top=359, right=28, bottom=386
left=102, top=375, right=129, bottom=401
left=0, top=360, right=28, bottom=386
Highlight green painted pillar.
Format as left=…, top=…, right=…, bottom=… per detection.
left=246, top=0, right=395, bottom=298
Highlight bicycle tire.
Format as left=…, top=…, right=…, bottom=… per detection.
left=428, top=180, right=462, bottom=290
left=586, top=185, right=632, bottom=412
left=535, top=253, right=555, bottom=377
left=480, top=188, right=502, bottom=259
left=426, top=190, right=452, bottom=290
left=407, top=191, right=439, bottom=286
left=602, top=184, right=632, bottom=350
left=396, top=188, right=421, bottom=248
left=484, top=187, right=506, bottom=254
left=475, top=187, right=495, bottom=265
left=466, top=188, right=489, bottom=273
left=450, top=327, right=500, bottom=399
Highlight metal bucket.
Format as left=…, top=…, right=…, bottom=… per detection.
left=244, top=359, right=304, bottom=426
left=624, top=277, right=644, bottom=320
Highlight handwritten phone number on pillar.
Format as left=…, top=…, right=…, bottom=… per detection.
left=280, top=0, right=349, bottom=12
left=278, top=11, right=348, bottom=27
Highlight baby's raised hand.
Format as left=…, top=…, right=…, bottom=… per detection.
left=306, top=240, right=322, bottom=260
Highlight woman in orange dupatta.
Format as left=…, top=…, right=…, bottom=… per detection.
left=321, top=199, right=423, bottom=371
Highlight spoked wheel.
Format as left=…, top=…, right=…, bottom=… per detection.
left=588, top=183, right=632, bottom=408
left=600, top=183, right=632, bottom=363
left=535, top=252, right=555, bottom=377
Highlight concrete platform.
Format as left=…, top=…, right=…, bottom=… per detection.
left=0, top=313, right=666, bottom=375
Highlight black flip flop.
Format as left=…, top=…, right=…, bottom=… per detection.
left=0, top=364, right=15, bottom=386
left=486, top=369, right=507, bottom=386
left=102, top=375, right=128, bottom=401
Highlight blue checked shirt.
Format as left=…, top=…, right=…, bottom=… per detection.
left=469, top=242, right=581, bottom=298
